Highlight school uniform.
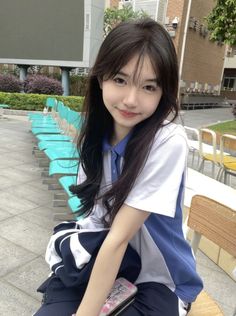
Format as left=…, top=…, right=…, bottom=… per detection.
left=34, top=122, right=203, bottom=316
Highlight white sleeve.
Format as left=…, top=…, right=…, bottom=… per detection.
left=77, top=163, right=87, bottom=185
left=125, top=130, right=188, bottom=217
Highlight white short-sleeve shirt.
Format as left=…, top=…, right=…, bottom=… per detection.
left=77, top=122, right=203, bottom=303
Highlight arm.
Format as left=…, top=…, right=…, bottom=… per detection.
left=75, top=204, right=150, bottom=316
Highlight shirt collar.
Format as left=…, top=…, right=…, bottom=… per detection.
left=102, top=131, right=133, bottom=157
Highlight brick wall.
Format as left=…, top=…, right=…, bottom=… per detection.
left=166, top=0, right=187, bottom=55
left=181, top=0, right=225, bottom=89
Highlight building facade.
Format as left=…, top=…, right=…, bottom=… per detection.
left=110, top=0, right=226, bottom=97
left=221, top=45, right=236, bottom=100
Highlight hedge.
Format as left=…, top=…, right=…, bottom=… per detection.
left=0, top=92, right=84, bottom=112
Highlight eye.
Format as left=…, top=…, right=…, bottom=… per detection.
left=143, top=85, right=157, bottom=92
left=113, top=77, right=126, bottom=86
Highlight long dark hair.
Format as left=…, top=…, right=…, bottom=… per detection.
left=70, top=18, right=179, bottom=226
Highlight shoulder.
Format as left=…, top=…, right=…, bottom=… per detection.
left=151, top=121, right=188, bottom=154
left=155, top=121, right=187, bottom=145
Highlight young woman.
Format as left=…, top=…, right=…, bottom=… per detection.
left=35, top=18, right=203, bottom=316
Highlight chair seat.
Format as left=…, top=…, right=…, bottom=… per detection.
left=38, top=140, right=75, bottom=151
left=223, top=157, right=236, bottom=171
left=68, top=196, right=81, bottom=213
left=203, top=153, right=230, bottom=163
left=45, top=148, right=79, bottom=161
left=59, top=176, right=77, bottom=197
left=36, top=134, right=72, bottom=141
left=32, top=127, right=62, bottom=135
left=189, top=291, right=223, bottom=316
left=49, top=159, right=79, bottom=176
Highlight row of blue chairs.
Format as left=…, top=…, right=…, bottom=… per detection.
left=29, top=97, right=82, bottom=217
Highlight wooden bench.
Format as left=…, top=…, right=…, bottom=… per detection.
left=187, top=195, right=236, bottom=315
left=184, top=168, right=236, bottom=278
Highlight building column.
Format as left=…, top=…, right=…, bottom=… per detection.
left=18, top=65, right=29, bottom=81
left=61, top=67, right=72, bottom=96
left=18, top=65, right=30, bottom=93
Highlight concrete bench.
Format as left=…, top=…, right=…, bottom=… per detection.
left=181, top=95, right=229, bottom=110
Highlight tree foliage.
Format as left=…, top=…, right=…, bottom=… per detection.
left=104, top=4, right=149, bottom=37
left=206, top=0, right=236, bottom=45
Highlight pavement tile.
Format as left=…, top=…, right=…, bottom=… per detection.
left=0, top=175, right=16, bottom=190
left=0, top=191, right=39, bottom=214
left=196, top=250, right=223, bottom=273
left=0, top=167, right=41, bottom=183
left=14, top=164, right=43, bottom=176
left=197, top=261, right=236, bottom=310
left=0, top=148, right=9, bottom=154
left=215, top=302, right=235, bottom=316
left=0, top=217, right=51, bottom=255
left=7, top=183, right=53, bottom=206
left=5, top=151, right=36, bottom=163
left=27, top=179, right=54, bottom=192
left=0, top=236, right=37, bottom=277
left=0, top=280, right=39, bottom=316
left=0, top=156, right=23, bottom=168
left=19, top=205, right=60, bottom=230
left=3, top=256, right=50, bottom=302
left=0, top=208, right=12, bottom=221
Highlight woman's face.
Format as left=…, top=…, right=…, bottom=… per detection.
left=101, top=54, right=163, bottom=143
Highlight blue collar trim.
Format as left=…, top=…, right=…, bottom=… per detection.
left=102, top=131, right=132, bottom=157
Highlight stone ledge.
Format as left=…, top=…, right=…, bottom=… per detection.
left=3, top=109, right=42, bottom=116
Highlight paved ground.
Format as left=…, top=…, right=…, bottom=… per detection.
left=0, top=108, right=235, bottom=316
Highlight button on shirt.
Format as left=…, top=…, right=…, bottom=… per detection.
left=102, top=132, right=132, bottom=183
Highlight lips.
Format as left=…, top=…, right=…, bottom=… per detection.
left=118, top=109, right=138, bottom=118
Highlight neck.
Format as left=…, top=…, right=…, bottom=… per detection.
left=112, top=125, right=132, bottom=146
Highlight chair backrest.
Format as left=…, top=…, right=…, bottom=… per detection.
left=46, top=97, right=57, bottom=108
left=184, top=126, right=199, bottom=141
left=219, top=134, right=236, bottom=177
left=187, top=195, right=236, bottom=257
left=199, top=128, right=217, bottom=159
left=220, top=133, right=236, bottom=161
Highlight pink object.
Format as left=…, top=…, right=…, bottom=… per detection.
left=99, top=278, right=137, bottom=316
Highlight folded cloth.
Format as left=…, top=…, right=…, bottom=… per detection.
left=38, top=221, right=141, bottom=297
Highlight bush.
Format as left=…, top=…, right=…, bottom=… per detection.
left=0, top=92, right=84, bottom=112
left=24, top=75, right=63, bottom=95
left=0, top=74, right=22, bottom=93
left=70, top=75, right=88, bottom=96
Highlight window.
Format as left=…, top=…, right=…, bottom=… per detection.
left=223, top=77, right=236, bottom=90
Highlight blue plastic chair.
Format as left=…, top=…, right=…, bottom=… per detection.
left=38, top=111, right=82, bottom=156
left=49, top=159, right=79, bottom=176
left=68, top=196, right=81, bottom=214
left=33, top=102, right=69, bottom=136
left=28, top=97, right=57, bottom=121
left=38, top=140, right=76, bottom=151
left=59, top=176, right=77, bottom=197
left=37, top=134, right=72, bottom=142
left=44, top=147, right=79, bottom=161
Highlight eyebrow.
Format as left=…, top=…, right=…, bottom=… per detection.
left=117, top=71, right=158, bottom=83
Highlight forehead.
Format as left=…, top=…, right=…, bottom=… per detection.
left=118, top=54, right=157, bottom=81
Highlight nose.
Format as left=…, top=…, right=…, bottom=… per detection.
left=123, top=87, right=138, bottom=108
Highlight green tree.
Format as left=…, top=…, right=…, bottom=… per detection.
left=206, top=0, right=236, bottom=45
left=104, top=4, right=149, bottom=37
